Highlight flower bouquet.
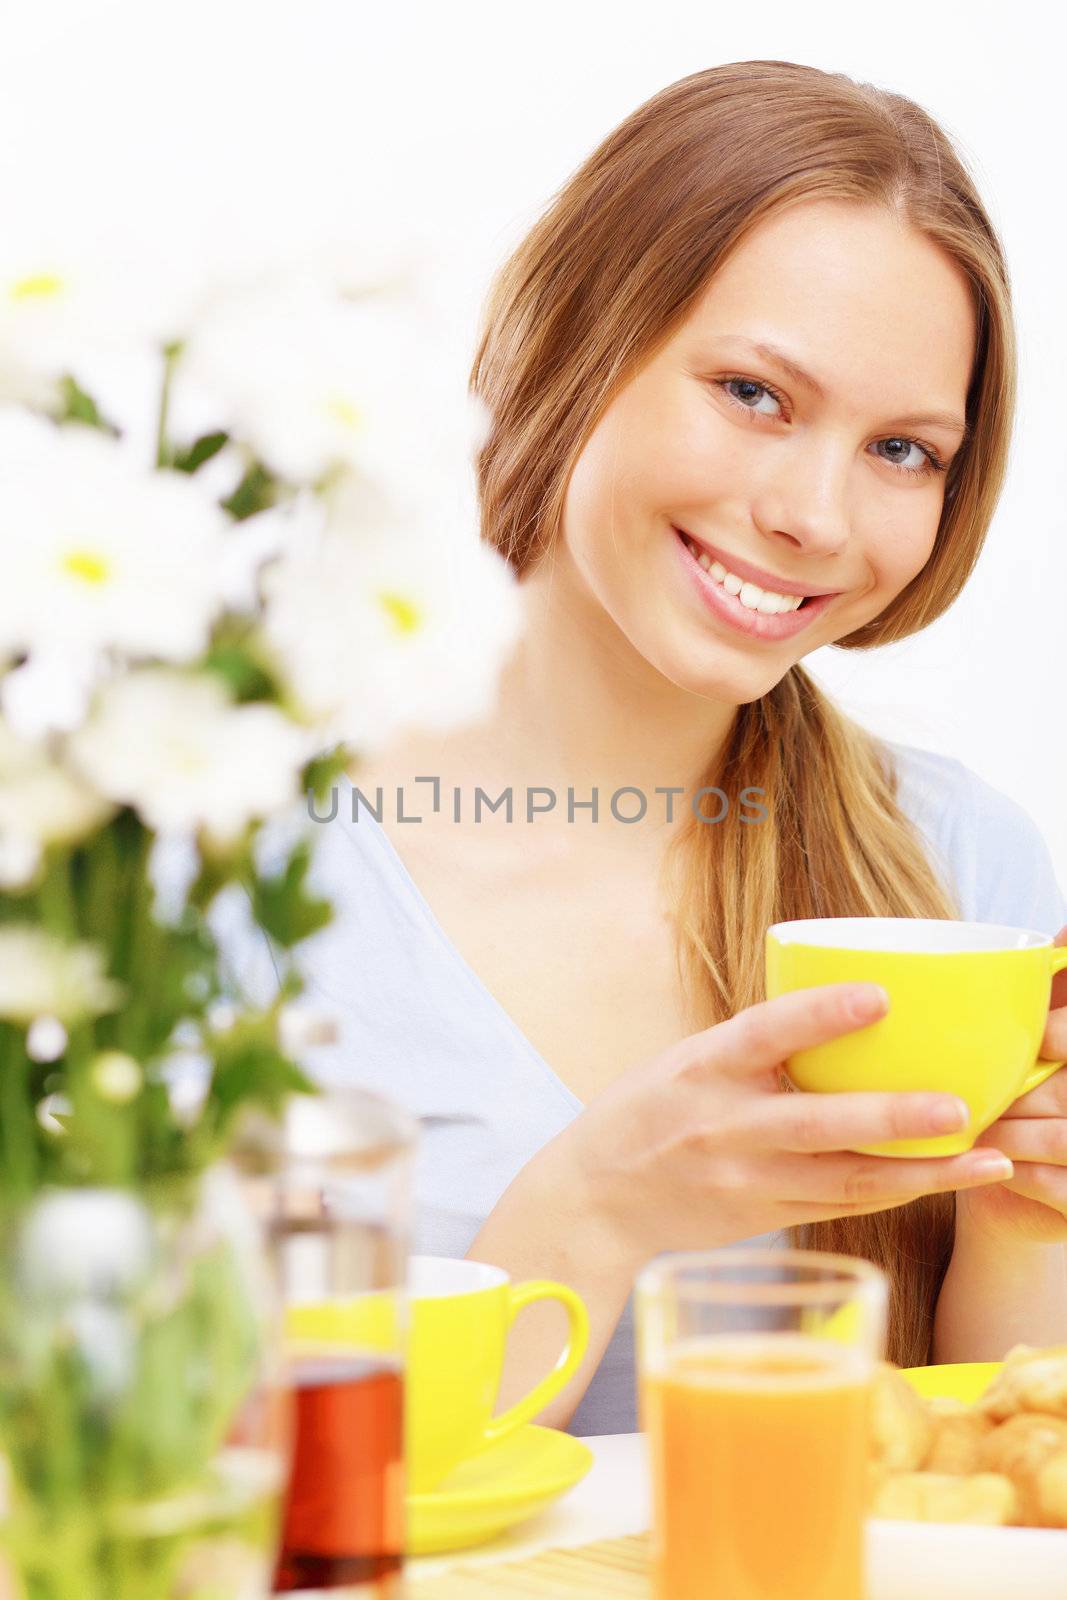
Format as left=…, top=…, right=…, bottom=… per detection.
left=0, top=241, right=521, bottom=1599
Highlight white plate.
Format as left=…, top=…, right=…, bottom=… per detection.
left=868, top=1518, right=1067, bottom=1600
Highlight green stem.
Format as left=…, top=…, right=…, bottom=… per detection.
left=34, top=848, right=76, bottom=942
left=0, top=1025, right=35, bottom=1204
left=155, top=341, right=183, bottom=469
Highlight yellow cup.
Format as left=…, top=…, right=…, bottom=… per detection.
left=286, top=1255, right=589, bottom=1493
left=765, top=917, right=1067, bottom=1157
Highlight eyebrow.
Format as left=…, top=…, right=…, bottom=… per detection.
left=719, top=336, right=971, bottom=441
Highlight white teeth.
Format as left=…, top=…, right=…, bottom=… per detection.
left=683, top=537, right=803, bottom=612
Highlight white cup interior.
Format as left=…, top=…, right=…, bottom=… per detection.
left=768, top=917, right=1049, bottom=953
left=407, top=1255, right=508, bottom=1299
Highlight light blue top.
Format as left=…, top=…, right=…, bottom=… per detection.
left=211, top=738, right=1067, bottom=1437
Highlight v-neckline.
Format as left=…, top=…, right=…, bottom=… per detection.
left=338, top=775, right=586, bottom=1116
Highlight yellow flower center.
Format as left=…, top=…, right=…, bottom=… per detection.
left=10, top=272, right=66, bottom=302
left=324, top=396, right=364, bottom=430
left=61, top=548, right=110, bottom=585
left=379, top=591, right=421, bottom=634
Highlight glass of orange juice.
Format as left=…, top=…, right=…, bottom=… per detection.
left=635, top=1248, right=888, bottom=1600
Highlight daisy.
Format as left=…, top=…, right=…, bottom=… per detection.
left=0, top=717, right=113, bottom=888
left=259, top=473, right=522, bottom=753
left=173, top=269, right=485, bottom=499
left=0, top=925, right=124, bottom=1025
left=0, top=407, right=233, bottom=665
left=66, top=667, right=315, bottom=850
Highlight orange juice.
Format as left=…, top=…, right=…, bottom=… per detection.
left=641, top=1332, right=872, bottom=1600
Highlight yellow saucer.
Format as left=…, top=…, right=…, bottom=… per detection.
left=405, top=1423, right=594, bottom=1556
left=902, top=1360, right=1002, bottom=1404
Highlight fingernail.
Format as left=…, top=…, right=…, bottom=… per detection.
left=929, top=1097, right=970, bottom=1134
left=847, top=984, right=889, bottom=1021
left=968, top=1153, right=1013, bottom=1181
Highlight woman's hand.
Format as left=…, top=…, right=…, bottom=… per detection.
left=959, top=926, right=1067, bottom=1246
left=549, top=978, right=1014, bottom=1261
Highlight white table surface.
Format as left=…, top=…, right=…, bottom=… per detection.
left=406, top=1433, right=1067, bottom=1600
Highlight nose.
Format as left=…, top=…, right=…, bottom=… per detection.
left=750, top=437, right=852, bottom=559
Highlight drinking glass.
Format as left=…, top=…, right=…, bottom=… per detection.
left=636, top=1248, right=889, bottom=1600
left=237, top=1085, right=417, bottom=1598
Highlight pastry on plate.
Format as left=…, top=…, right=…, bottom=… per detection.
left=979, top=1413, right=1067, bottom=1527
left=924, top=1404, right=995, bottom=1475
left=870, top=1469, right=1017, bottom=1526
left=980, top=1343, right=1067, bottom=1422
left=869, top=1362, right=934, bottom=1471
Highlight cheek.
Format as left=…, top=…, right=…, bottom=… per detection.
left=567, top=411, right=733, bottom=563
left=562, top=420, right=623, bottom=546
left=869, top=519, right=940, bottom=593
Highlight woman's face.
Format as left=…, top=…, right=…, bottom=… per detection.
left=555, top=198, right=978, bottom=703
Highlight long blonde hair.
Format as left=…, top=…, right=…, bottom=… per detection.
left=468, top=61, right=1015, bottom=1365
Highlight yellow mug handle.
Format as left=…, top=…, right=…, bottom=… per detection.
left=1017, top=944, right=1067, bottom=1097
left=479, top=1279, right=590, bottom=1448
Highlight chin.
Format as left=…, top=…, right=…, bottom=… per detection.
left=648, top=637, right=777, bottom=702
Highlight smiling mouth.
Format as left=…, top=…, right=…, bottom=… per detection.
left=671, top=525, right=844, bottom=641
left=674, top=528, right=815, bottom=610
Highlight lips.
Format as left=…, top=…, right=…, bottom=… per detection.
left=672, top=526, right=844, bottom=600
left=672, top=526, right=838, bottom=642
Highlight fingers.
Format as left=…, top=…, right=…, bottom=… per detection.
left=703, top=982, right=888, bottom=1079
left=766, top=1147, right=1013, bottom=1211
left=989, top=1162, right=1067, bottom=1213
left=1001, top=1066, right=1067, bottom=1119
left=762, top=1089, right=971, bottom=1154
left=1041, top=1009, right=1067, bottom=1065
left=976, top=1118, right=1067, bottom=1165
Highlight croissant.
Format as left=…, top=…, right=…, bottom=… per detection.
left=980, top=1343, right=1067, bottom=1422
left=979, top=1414, right=1067, bottom=1527
left=868, top=1362, right=934, bottom=1471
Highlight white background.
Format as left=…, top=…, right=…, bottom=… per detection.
left=3, top=0, right=1064, bottom=887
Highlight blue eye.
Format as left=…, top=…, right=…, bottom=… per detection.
left=714, top=375, right=948, bottom=479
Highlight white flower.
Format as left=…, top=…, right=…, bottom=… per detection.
left=0, top=718, right=114, bottom=889
left=0, top=645, right=109, bottom=740
left=0, top=248, right=115, bottom=411
left=258, top=475, right=522, bottom=754
left=66, top=668, right=314, bottom=850
left=0, top=835, right=42, bottom=891
left=0, top=407, right=233, bottom=666
left=90, top=1051, right=143, bottom=1103
left=213, top=495, right=318, bottom=613
left=0, top=236, right=195, bottom=432
left=0, top=925, right=125, bottom=1024
left=172, top=270, right=484, bottom=500
left=16, top=1189, right=154, bottom=1300
left=25, top=1016, right=68, bottom=1063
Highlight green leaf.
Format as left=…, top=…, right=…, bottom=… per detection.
left=57, top=376, right=121, bottom=436
left=201, top=1015, right=315, bottom=1149
left=201, top=639, right=278, bottom=703
left=186, top=847, right=245, bottom=916
left=304, top=743, right=355, bottom=807
left=171, top=430, right=229, bottom=474
left=248, top=838, right=332, bottom=950
left=221, top=463, right=279, bottom=522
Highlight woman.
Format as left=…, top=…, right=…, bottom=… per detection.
left=233, top=60, right=1067, bottom=1438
